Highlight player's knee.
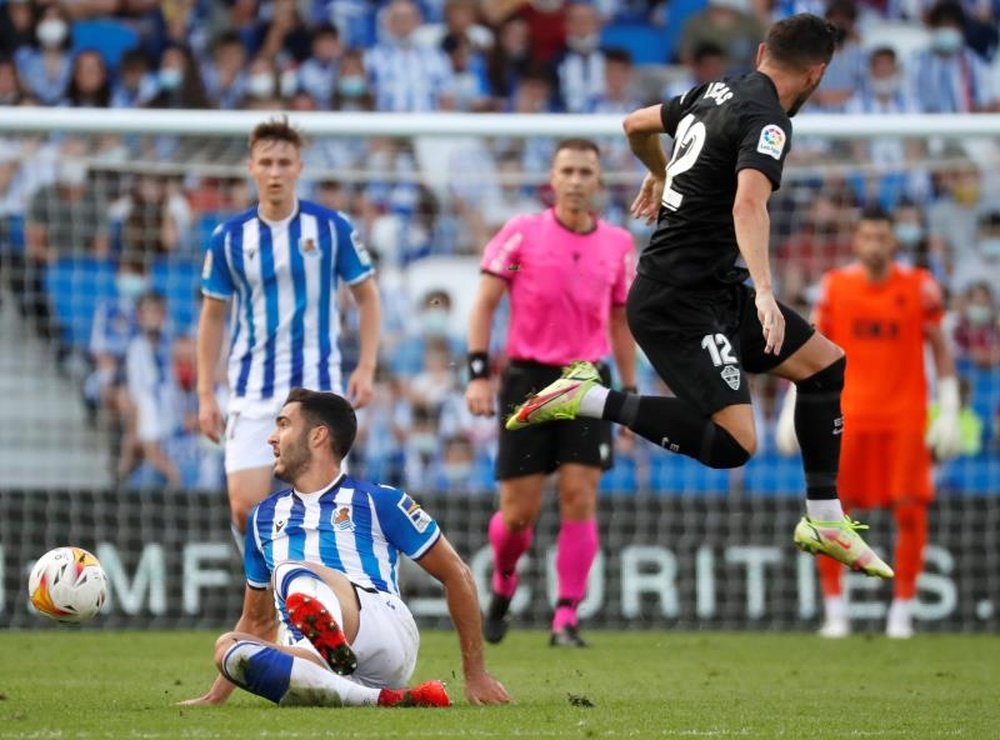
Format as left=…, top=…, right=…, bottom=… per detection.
left=700, top=424, right=753, bottom=469
left=214, top=632, right=241, bottom=669
left=796, top=355, right=846, bottom=395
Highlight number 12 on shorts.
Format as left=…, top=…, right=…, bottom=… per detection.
left=701, top=333, right=736, bottom=367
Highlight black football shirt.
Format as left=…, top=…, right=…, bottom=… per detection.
left=638, top=71, right=792, bottom=289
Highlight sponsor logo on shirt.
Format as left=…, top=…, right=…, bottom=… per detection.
left=756, top=124, right=786, bottom=160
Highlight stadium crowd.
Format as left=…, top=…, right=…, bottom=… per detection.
left=0, top=0, right=997, bottom=492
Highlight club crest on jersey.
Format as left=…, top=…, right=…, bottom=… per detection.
left=398, top=494, right=432, bottom=533
left=298, top=236, right=318, bottom=257
left=334, top=506, right=354, bottom=532
left=756, top=124, right=786, bottom=160
left=721, top=365, right=741, bottom=391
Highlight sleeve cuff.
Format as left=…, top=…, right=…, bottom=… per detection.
left=246, top=579, right=268, bottom=590
left=410, top=529, right=442, bottom=561
left=201, top=288, right=231, bottom=300
left=346, top=269, right=375, bottom=286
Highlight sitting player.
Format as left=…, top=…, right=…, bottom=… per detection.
left=182, top=389, right=509, bottom=707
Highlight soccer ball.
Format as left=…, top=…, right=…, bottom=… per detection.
left=28, top=547, right=108, bottom=623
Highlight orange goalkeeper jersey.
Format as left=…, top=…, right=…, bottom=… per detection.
left=815, top=262, right=943, bottom=430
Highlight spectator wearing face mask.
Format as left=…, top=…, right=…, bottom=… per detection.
left=555, top=2, right=606, bottom=113
left=201, top=31, right=248, bottom=110
left=365, top=0, right=453, bottom=112
left=951, top=211, right=1000, bottom=295
left=331, top=48, right=374, bottom=111
left=845, top=47, right=930, bottom=209
left=148, top=43, right=210, bottom=109
left=14, top=5, right=73, bottom=105
left=951, top=281, right=1000, bottom=369
left=908, top=0, right=997, bottom=112
left=238, top=55, right=287, bottom=109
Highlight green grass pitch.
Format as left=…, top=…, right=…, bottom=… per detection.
left=0, top=630, right=997, bottom=737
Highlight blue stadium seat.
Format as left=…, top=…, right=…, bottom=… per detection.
left=965, top=365, right=999, bottom=441
left=1, top=215, right=25, bottom=254
left=648, top=454, right=730, bottom=494
left=44, top=257, right=117, bottom=348
left=601, top=23, right=671, bottom=65
left=71, top=19, right=138, bottom=71
left=742, top=452, right=805, bottom=497
left=151, top=256, right=201, bottom=332
left=937, top=453, right=1000, bottom=495
left=600, top=454, right=638, bottom=494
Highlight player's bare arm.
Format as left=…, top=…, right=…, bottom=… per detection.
left=417, top=535, right=510, bottom=705
left=346, top=277, right=381, bottom=409
left=623, top=104, right=668, bottom=225
left=733, top=169, right=784, bottom=355
left=609, top=306, right=636, bottom=390
left=180, top=586, right=277, bottom=706
left=196, top=296, right=228, bottom=443
left=465, top=273, right=507, bottom=417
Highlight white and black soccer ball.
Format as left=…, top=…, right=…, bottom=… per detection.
left=28, top=547, right=108, bottom=624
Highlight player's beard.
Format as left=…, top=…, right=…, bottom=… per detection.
left=787, top=79, right=820, bottom=118
left=274, top=430, right=311, bottom=483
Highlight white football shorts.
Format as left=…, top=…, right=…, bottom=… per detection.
left=224, top=402, right=283, bottom=474
left=284, top=587, right=419, bottom=689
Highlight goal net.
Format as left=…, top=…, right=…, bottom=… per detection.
left=0, top=110, right=997, bottom=631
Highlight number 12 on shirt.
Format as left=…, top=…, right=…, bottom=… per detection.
left=662, top=113, right=706, bottom=212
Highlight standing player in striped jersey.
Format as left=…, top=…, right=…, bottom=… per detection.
left=465, top=138, right=637, bottom=647
left=197, top=117, right=381, bottom=548
left=182, top=389, right=510, bottom=708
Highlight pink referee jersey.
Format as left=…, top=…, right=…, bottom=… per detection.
left=481, top=208, right=636, bottom=367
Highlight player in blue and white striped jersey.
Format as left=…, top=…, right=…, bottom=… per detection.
left=182, top=389, right=509, bottom=708
left=196, top=117, right=381, bottom=546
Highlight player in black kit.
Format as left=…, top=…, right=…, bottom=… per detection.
left=505, top=14, right=894, bottom=579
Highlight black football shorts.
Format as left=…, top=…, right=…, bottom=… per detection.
left=626, top=274, right=815, bottom=416
left=496, top=360, right=614, bottom=480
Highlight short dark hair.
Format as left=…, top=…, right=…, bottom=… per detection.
left=857, top=204, right=894, bottom=226
left=554, top=137, right=600, bottom=159
left=765, top=13, right=838, bottom=70
left=869, top=46, right=897, bottom=65
left=249, top=115, right=304, bottom=153
left=284, top=388, right=357, bottom=459
left=927, top=0, right=965, bottom=27
left=691, top=41, right=727, bottom=64
left=604, top=47, right=633, bottom=66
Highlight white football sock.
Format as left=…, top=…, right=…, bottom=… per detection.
left=221, top=641, right=378, bottom=707
left=806, top=499, right=845, bottom=522
left=823, top=595, right=848, bottom=622
left=577, top=385, right=609, bottom=419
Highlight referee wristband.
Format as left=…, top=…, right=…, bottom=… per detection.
left=467, top=352, right=489, bottom=380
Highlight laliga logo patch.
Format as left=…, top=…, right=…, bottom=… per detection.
left=721, top=365, right=741, bottom=391
left=756, top=124, right=786, bottom=160
left=334, top=506, right=354, bottom=532
left=201, top=251, right=213, bottom=280
left=398, top=494, right=432, bottom=533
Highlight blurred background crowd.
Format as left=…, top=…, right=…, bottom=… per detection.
left=0, top=0, right=997, bottom=494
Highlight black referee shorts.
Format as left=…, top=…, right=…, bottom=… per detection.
left=626, top=275, right=815, bottom=417
left=496, top=360, right=614, bottom=480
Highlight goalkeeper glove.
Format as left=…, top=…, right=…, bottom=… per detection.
left=775, top=383, right=799, bottom=457
left=926, top=376, right=963, bottom=461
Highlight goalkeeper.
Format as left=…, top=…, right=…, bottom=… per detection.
left=776, top=206, right=963, bottom=639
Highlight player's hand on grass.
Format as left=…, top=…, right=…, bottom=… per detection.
left=464, top=670, right=510, bottom=705
left=630, top=174, right=665, bottom=226
left=177, top=692, right=227, bottom=706
left=755, top=290, right=785, bottom=356
left=198, top=394, right=225, bottom=444
left=347, top=364, right=375, bottom=409
left=465, top=378, right=495, bottom=417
